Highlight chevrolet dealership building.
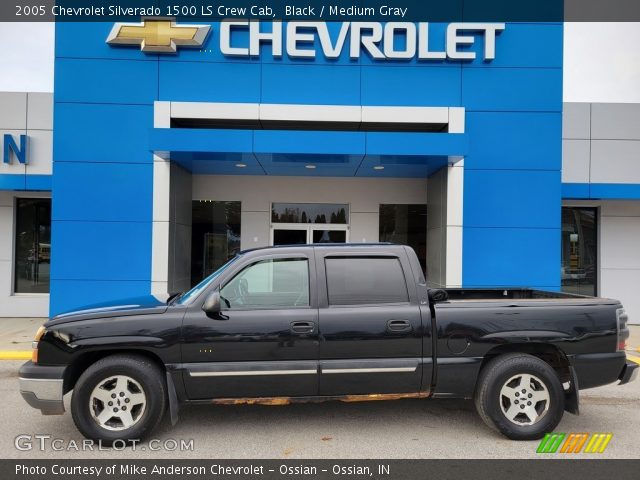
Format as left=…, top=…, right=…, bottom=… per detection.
left=1, top=20, right=639, bottom=323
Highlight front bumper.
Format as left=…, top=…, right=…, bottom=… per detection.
left=619, top=360, right=639, bottom=385
left=19, top=361, right=66, bottom=415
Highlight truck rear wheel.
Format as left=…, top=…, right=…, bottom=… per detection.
left=474, top=353, right=565, bottom=440
left=71, top=354, right=166, bottom=445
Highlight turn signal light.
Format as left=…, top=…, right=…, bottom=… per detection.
left=31, top=326, right=46, bottom=364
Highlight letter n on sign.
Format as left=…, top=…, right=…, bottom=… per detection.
left=3, top=134, right=28, bottom=164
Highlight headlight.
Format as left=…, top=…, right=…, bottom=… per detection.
left=31, top=326, right=46, bottom=363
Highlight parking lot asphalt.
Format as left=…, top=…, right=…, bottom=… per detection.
left=1, top=360, right=639, bottom=459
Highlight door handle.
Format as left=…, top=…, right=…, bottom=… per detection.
left=386, top=319, right=412, bottom=333
left=290, top=321, right=315, bottom=334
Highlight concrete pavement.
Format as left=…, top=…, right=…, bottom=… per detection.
left=0, top=318, right=43, bottom=352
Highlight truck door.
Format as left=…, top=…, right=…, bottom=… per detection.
left=316, top=247, right=426, bottom=396
left=180, top=251, right=319, bottom=400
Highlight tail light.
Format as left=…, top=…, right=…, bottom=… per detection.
left=616, top=308, right=629, bottom=352
left=31, top=326, right=46, bottom=363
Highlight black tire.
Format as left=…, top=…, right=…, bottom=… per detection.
left=474, top=353, right=565, bottom=440
left=71, top=354, right=166, bottom=445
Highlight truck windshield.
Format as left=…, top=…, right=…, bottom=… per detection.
left=176, top=255, right=240, bottom=305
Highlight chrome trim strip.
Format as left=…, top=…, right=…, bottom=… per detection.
left=322, top=367, right=417, bottom=374
left=189, top=369, right=317, bottom=377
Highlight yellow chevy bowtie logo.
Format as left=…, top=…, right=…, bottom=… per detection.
left=107, top=17, right=210, bottom=53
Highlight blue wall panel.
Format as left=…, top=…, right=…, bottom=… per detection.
left=562, top=183, right=640, bottom=200
left=366, top=132, right=467, bottom=156
left=463, top=227, right=560, bottom=288
left=466, top=112, right=562, bottom=170
left=52, top=163, right=152, bottom=222
left=262, top=64, right=360, bottom=105
left=56, top=58, right=158, bottom=105
left=361, top=66, right=461, bottom=106
left=51, top=221, right=151, bottom=281
left=54, top=103, right=153, bottom=163
left=562, top=183, right=590, bottom=199
left=0, top=175, right=25, bottom=190
left=462, top=67, right=562, bottom=112
left=24, top=175, right=52, bottom=191
left=254, top=130, right=365, bottom=155
left=0, top=174, right=52, bottom=191
left=590, top=184, right=640, bottom=199
left=464, top=170, right=561, bottom=229
left=159, top=61, right=262, bottom=103
left=459, top=21, right=562, bottom=290
left=52, top=23, right=159, bottom=316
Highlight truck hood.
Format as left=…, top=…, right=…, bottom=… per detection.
left=46, top=295, right=170, bottom=326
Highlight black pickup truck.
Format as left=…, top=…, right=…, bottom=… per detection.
left=19, top=244, right=637, bottom=443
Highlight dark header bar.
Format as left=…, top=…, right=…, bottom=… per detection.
left=1, top=0, right=640, bottom=22
left=4, top=459, right=640, bottom=480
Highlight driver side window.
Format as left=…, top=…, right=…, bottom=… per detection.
left=220, top=258, right=310, bottom=310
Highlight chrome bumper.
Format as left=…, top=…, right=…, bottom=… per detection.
left=19, top=361, right=65, bottom=415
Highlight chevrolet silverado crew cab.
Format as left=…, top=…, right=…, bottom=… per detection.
left=19, top=244, right=637, bottom=443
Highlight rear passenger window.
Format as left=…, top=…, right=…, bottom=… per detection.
left=325, top=257, right=409, bottom=306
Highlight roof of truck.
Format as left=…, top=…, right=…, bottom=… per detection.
left=238, top=242, right=397, bottom=255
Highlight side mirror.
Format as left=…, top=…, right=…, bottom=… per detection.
left=428, top=288, right=449, bottom=303
left=202, top=290, right=224, bottom=318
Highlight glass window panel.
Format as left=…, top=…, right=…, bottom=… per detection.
left=325, top=257, right=409, bottom=305
left=220, top=258, right=310, bottom=309
left=272, top=203, right=348, bottom=224
left=561, top=207, right=597, bottom=297
left=273, top=229, right=307, bottom=245
left=312, top=229, right=346, bottom=243
left=191, top=201, right=241, bottom=286
left=14, top=198, right=51, bottom=293
left=379, top=204, right=427, bottom=272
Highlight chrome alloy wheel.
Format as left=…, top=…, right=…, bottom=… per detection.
left=89, top=375, right=146, bottom=431
left=499, top=373, right=550, bottom=426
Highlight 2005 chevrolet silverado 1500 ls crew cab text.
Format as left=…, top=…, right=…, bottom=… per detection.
left=19, top=244, right=637, bottom=442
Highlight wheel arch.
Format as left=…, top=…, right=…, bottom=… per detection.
left=480, top=343, right=571, bottom=381
left=63, top=349, right=166, bottom=394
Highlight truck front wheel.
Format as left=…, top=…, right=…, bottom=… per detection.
left=71, top=354, right=167, bottom=445
left=474, top=353, right=565, bottom=440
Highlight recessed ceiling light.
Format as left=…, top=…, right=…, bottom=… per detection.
left=235, top=163, right=247, bottom=168
left=373, top=165, right=385, bottom=170
left=305, top=164, right=316, bottom=169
